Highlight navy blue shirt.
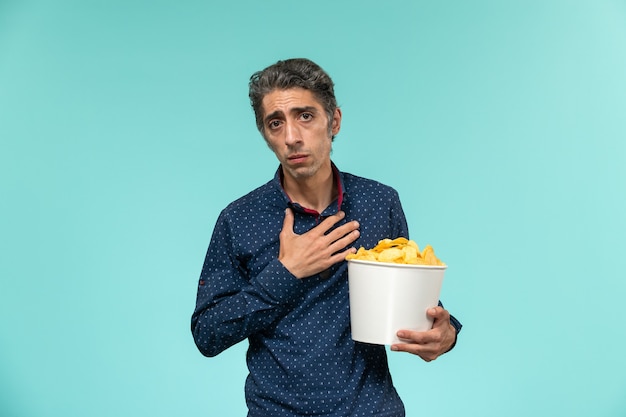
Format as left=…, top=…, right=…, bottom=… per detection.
left=192, top=163, right=461, bottom=417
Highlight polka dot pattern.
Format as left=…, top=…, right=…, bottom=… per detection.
left=192, top=164, right=409, bottom=416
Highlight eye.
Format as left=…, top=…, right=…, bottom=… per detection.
left=268, top=120, right=282, bottom=130
left=299, top=112, right=313, bottom=121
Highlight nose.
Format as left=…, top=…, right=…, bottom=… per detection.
left=284, top=121, right=301, bottom=146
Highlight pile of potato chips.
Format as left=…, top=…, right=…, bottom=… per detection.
left=345, top=237, right=445, bottom=266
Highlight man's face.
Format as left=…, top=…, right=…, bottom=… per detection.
left=261, top=88, right=341, bottom=182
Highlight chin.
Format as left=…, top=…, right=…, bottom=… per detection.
left=286, top=166, right=316, bottom=179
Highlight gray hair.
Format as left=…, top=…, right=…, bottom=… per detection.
left=248, top=58, right=338, bottom=140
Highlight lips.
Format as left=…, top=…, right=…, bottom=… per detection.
left=287, top=154, right=308, bottom=163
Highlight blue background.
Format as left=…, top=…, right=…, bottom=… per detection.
left=1, top=1, right=625, bottom=416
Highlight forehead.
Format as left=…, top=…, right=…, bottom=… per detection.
left=261, top=88, right=324, bottom=116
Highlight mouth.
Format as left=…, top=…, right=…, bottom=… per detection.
left=287, top=154, right=308, bottom=164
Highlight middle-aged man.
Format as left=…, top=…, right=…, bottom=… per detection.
left=192, top=58, right=462, bottom=417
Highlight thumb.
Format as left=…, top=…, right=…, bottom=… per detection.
left=427, top=307, right=440, bottom=318
left=282, top=208, right=294, bottom=233
left=429, top=307, right=448, bottom=326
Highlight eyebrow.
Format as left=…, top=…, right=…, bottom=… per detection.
left=264, top=106, right=319, bottom=125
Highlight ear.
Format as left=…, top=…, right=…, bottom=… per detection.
left=330, top=107, right=342, bottom=136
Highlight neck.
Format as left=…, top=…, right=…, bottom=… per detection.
left=282, top=164, right=336, bottom=213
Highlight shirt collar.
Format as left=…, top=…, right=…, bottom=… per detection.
left=274, top=161, right=345, bottom=216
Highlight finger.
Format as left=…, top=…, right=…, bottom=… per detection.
left=427, top=306, right=445, bottom=318
left=391, top=341, right=433, bottom=357
left=328, top=228, right=360, bottom=254
left=390, top=343, right=418, bottom=354
left=325, top=220, right=360, bottom=244
left=328, top=247, right=357, bottom=265
left=396, top=329, right=433, bottom=345
left=391, top=343, right=437, bottom=361
left=313, top=211, right=347, bottom=235
left=281, top=208, right=295, bottom=233
left=428, top=307, right=450, bottom=328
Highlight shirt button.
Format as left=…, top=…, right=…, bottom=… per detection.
left=319, top=270, right=331, bottom=279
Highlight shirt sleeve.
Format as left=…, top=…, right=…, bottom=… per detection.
left=191, top=210, right=305, bottom=357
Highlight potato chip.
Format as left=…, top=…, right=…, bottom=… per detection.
left=402, top=245, right=419, bottom=264
left=378, top=247, right=403, bottom=263
left=353, top=247, right=377, bottom=261
left=345, top=237, right=445, bottom=266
